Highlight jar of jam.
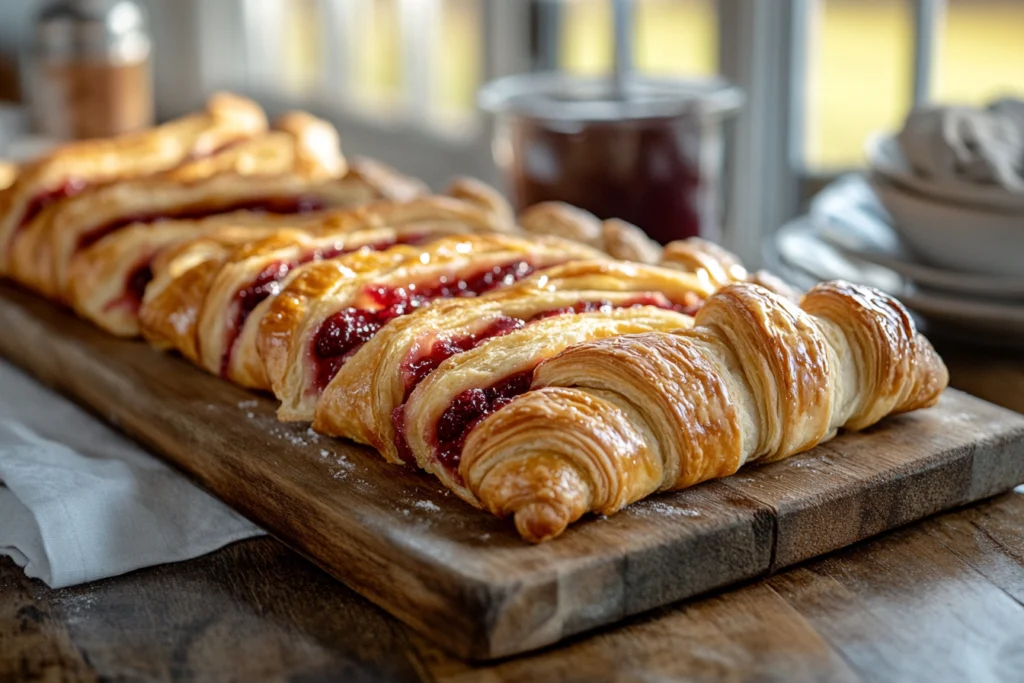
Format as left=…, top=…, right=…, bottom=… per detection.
left=26, top=0, right=153, bottom=140
left=480, top=73, right=742, bottom=244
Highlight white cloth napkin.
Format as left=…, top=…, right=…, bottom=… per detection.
left=0, top=359, right=264, bottom=588
left=898, top=97, right=1024, bottom=192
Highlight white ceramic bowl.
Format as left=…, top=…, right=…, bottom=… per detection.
left=869, top=175, right=1024, bottom=277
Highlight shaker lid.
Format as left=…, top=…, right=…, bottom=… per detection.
left=34, top=0, right=149, bottom=61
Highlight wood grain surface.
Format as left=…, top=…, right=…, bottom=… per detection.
left=3, top=490, right=1023, bottom=682
left=1, top=282, right=1023, bottom=661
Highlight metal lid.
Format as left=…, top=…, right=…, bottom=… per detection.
left=33, top=0, right=150, bottom=62
left=479, top=71, right=743, bottom=123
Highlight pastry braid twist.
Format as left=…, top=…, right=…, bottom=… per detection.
left=460, top=281, right=949, bottom=542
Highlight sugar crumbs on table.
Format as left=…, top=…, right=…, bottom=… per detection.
left=305, top=427, right=321, bottom=442
left=246, top=411, right=255, bottom=419
left=319, top=449, right=330, bottom=459
left=237, top=399, right=258, bottom=409
left=412, top=500, right=440, bottom=512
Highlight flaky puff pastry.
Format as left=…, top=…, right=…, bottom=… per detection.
left=660, top=237, right=800, bottom=300
left=63, top=179, right=454, bottom=338
left=67, top=210, right=331, bottom=336
left=397, top=307, right=694, bottom=503
left=199, top=222, right=510, bottom=389
left=0, top=93, right=266, bottom=274
left=0, top=162, right=17, bottom=191
left=139, top=225, right=289, bottom=361
left=518, top=201, right=663, bottom=264
left=261, top=235, right=605, bottom=422
left=138, top=195, right=512, bottom=360
left=348, top=157, right=429, bottom=203
left=444, top=177, right=515, bottom=228
left=12, top=110, right=350, bottom=298
left=17, top=170, right=383, bottom=301
left=313, top=261, right=717, bottom=463
left=458, top=280, right=948, bottom=542
left=132, top=195, right=511, bottom=370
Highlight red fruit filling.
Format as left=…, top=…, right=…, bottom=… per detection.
left=310, top=260, right=534, bottom=391
left=102, top=262, right=154, bottom=314
left=217, top=236, right=412, bottom=377
left=19, top=178, right=89, bottom=230
left=433, top=370, right=535, bottom=475
left=390, top=292, right=704, bottom=470
left=75, top=196, right=327, bottom=253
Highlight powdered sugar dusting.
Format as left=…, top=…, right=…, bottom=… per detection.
left=412, top=500, right=440, bottom=512
left=636, top=500, right=702, bottom=518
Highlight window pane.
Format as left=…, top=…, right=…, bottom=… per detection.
left=282, top=0, right=322, bottom=97
left=437, top=0, right=482, bottom=118
left=935, top=0, right=1024, bottom=105
left=635, top=0, right=717, bottom=76
left=560, top=0, right=718, bottom=77
left=351, top=0, right=403, bottom=108
left=804, top=0, right=913, bottom=168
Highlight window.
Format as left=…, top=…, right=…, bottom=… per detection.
left=195, top=0, right=1022, bottom=265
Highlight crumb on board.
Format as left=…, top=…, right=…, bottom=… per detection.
left=412, top=500, right=440, bottom=512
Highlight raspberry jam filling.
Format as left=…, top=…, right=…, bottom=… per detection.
left=433, top=370, right=535, bottom=475
left=310, top=260, right=535, bottom=392
left=218, top=237, right=406, bottom=377
left=401, top=317, right=527, bottom=397
left=103, top=262, right=155, bottom=314
left=76, top=196, right=327, bottom=253
left=391, top=293, right=705, bottom=468
left=19, top=178, right=89, bottom=231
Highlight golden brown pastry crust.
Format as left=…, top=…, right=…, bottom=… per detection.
left=346, top=157, right=429, bottom=202
left=134, top=195, right=514, bottom=380
left=68, top=210, right=325, bottom=336
left=263, top=235, right=605, bottom=422
left=660, top=237, right=801, bottom=300
left=313, top=262, right=717, bottom=463
left=457, top=280, right=948, bottom=542
left=444, top=177, right=515, bottom=228
left=518, top=202, right=663, bottom=263
left=9, top=110, right=347, bottom=299
left=140, top=226, right=285, bottom=359
left=200, top=222, right=499, bottom=389
left=0, top=161, right=17, bottom=191
left=0, top=93, right=267, bottom=275
left=399, top=307, right=695, bottom=503
left=17, top=171, right=386, bottom=301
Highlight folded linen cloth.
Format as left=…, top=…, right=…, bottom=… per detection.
left=0, top=358, right=263, bottom=588
left=897, top=97, right=1024, bottom=192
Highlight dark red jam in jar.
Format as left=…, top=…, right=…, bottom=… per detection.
left=480, top=74, right=741, bottom=244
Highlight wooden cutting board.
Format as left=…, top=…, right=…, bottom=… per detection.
left=2, top=282, right=1023, bottom=660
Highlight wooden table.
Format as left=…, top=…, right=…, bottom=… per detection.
left=3, top=340, right=1024, bottom=683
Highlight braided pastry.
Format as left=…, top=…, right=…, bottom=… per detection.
left=0, top=92, right=266, bottom=275
left=260, top=234, right=604, bottom=421
left=453, top=280, right=947, bottom=541
left=314, top=260, right=714, bottom=463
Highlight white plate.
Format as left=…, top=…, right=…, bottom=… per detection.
left=866, top=133, right=1024, bottom=213
left=810, top=176, right=1024, bottom=300
left=775, top=219, right=1024, bottom=342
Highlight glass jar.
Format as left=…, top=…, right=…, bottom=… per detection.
left=26, top=0, right=153, bottom=140
left=480, top=72, right=742, bottom=244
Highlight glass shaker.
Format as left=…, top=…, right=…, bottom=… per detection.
left=26, top=0, right=154, bottom=140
